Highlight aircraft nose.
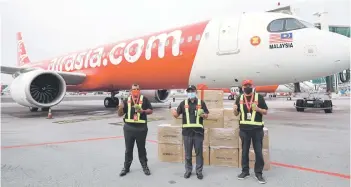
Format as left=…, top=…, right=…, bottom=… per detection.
left=326, top=32, right=350, bottom=72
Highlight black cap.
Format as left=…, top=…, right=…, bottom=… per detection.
left=186, top=85, right=197, bottom=92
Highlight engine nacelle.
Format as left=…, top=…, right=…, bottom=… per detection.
left=10, top=70, right=66, bottom=108
left=139, top=89, right=171, bottom=103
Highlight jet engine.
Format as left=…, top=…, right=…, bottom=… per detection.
left=10, top=70, right=66, bottom=108
left=140, top=89, right=171, bottom=103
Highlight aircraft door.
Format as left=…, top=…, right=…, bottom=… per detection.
left=217, top=17, right=241, bottom=55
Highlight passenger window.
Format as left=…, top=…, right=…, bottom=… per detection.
left=285, top=18, right=305, bottom=31
left=195, top=34, right=201, bottom=41
left=187, top=36, right=192, bottom=42
left=268, top=19, right=284, bottom=32
left=152, top=43, right=157, bottom=48
left=165, top=39, right=169, bottom=46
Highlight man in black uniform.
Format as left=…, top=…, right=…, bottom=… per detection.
left=172, top=85, right=209, bottom=180
left=117, top=84, right=153, bottom=176
left=234, top=79, right=268, bottom=184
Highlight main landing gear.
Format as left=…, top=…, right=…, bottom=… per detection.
left=29, top=107, right=50, bottom=112
left=294, top=98, right=333, bottom=113
left=104, top=91, right=120, bottom=108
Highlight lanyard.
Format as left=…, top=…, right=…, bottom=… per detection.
left=132, top=95, right=140, bottom=108
left=243, top=94, right=254, bottom=112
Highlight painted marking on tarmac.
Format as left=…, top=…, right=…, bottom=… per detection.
left=53, top=116, right=114, bottom=124
left=1, top=136, right=124, bottom=149
left=54, top=116, right=166, bottom=124
left=2, top=137, right=349, bottom=180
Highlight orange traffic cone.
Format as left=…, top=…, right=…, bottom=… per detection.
left=47, top=108, right=53, bottom=119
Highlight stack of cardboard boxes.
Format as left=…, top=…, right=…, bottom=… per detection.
left=157, top=90, right=270, bottom=170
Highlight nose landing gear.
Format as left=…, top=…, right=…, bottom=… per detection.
left=104, top=91, right=120, bottom=108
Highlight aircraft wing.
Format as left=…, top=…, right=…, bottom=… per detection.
left=0, top=65, right=86, bottom=85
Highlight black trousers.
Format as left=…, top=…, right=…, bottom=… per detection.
left=123, top=125, right=148, bottom=168
left=239, top=128, right=265, bottom=175
left=183, top=134, right=204, bottom=173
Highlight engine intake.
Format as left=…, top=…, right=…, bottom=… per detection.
left=140, top=89, right=171, bottom=103
left=10, top=70, right=66, bottom=108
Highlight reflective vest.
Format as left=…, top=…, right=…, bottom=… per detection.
left=239, top=93, right=264, bottom=126
left=124, top=95, right=146, bottom=123
left=182, top=99, right=203, bottom=128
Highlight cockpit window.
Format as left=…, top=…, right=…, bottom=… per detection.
left=285, top=18, right=306, bottom=31
left=268, top=19, right=285, bottom=32
left=299, top=20, right=316, bottom=28
left=268, top=18, right=317, bottom=32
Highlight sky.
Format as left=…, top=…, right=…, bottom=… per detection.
left=0, top=0, right=350, bottom=84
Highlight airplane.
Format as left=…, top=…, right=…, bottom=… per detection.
left=1, top=12, right=350, bottom=112
left=225, top=81, right=315, bottom=100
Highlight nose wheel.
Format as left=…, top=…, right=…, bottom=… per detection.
left=104, top=91, right=120, bottom=108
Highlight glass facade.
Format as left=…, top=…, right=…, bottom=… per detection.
left=329, top=26, right=350, bottom=37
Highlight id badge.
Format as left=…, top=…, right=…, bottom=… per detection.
left=133, top=114, right=138, bottom=121
left=247, top=113, right=252, bottom=120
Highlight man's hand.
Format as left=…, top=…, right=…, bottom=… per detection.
left=253, top=104, right=267, bottom=115
left=200, top=113, right=208, bottom=119
left=118, top=101, right=124, bottom=109
left=117, top=102, right=125, bottom=117
left=172, top=109, right=178, bottom=118
left=233, top=104, right=239, bottom=116
left=136, top=109, right=144, bottom=113
left=233, top=104, right=238, bottom=111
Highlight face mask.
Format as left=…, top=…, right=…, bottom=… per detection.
left=131, top=90, right=140, bottom=97
left=187, top=92, right=196, bottom=99
left=243, top=87, right=253, bottom=94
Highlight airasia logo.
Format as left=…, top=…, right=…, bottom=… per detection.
left=47, top=30, right=183, bottom=71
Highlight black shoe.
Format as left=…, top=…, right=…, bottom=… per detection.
left=142, top=165, right=151, bottom=176
left=184, top=171, right=191, bottom=179
left=119, top=168, right=130, bottom=176
left=255, top=174, right=267, bottom=184
left=237, top=172, right=250, bottom=180
left=196, top=172, right=203, bottom=180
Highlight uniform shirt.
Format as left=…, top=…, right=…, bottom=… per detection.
left=176, top=98, right=209, bottom=136
left=123, top=95, right=153, bottom=131
left=235, top=93, right=268, bottom=131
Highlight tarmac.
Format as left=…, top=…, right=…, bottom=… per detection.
left=1, top=96, right=350, bottom=187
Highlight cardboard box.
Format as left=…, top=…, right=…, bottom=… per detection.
left=197, top=90, right=224, bottom=109
left=204, top=128, right=209, bottom=146
left=238, top=149, right=271, bottom=170
left=210, top=147, right=239, bottom=167
left=173, top=108, right=224, bottom=129
left=238, top=127, right=269, bottom=149
left=223, top=108, right=239, bottom=129
left=204, top=108, right=224, bottom=128
left=158, top=143, right=183, bottom=163
left=183, top=146, right=210, bottom=165
left=210, top=128, right=239, bottom=148
left=158, top=124, right=182, bottom=144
